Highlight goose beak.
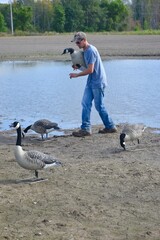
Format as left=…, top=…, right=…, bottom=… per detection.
left=9, top=121, right=20, bottom=129
left=9, top=123, right=14, bottom=128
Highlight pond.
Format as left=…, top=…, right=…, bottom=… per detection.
left=0, top=59, right=160, bottom=131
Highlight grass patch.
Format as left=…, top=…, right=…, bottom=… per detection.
left=0, top=30, right=160, bottom=37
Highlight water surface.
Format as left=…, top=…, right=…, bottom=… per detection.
left=0, top=59, right=159, bottom=131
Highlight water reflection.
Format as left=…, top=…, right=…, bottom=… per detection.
left=0, top=59, right=160, bottom=130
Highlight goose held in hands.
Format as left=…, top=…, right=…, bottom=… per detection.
left=62, top=48, right=87, bottom=70
left=10, top=121, right=62, bottom=179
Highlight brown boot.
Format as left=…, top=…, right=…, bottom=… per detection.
left=72, top=129, right=91, bottom=137
left=98, top=127, right=117, bottom=134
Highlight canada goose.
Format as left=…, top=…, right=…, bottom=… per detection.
left=62, top=48, right=87, bottom=70
left=10, top=121, right=62, bottom=179
left=120, top=123, right=146, bottom=150
left=23, top=119, right=60, bottom=140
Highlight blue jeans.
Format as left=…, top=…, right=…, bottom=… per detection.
left=81, top=86, right=115, bottom=132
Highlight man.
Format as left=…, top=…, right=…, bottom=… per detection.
left=69, top=32, right=117, bottom=137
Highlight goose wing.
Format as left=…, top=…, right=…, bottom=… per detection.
left=33, top=119, right=50, bottom=128
left=122, top=124, right=133, bottom=134
left=44, top=122, right=60, bottom=130
left=133, top=123, right=146, bottom=131
left=34, top=119, right=59, bottom=130
left=26, top=150, right=61, bottom=167
left=122, top=123, right=146, bottom=140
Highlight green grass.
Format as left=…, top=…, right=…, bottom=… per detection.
left=90, top=30, right=160, bottom=35
left=0, top=29, right=160, bottom=37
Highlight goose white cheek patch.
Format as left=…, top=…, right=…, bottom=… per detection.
left=15, top=122, right=20, bottom=129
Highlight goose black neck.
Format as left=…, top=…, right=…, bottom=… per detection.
left=16, top=126, right=22, bottom=146
left=23, top=125, right=32, bottom=133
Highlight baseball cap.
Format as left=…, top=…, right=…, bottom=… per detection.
left=71, top=32, right=87, bottom=42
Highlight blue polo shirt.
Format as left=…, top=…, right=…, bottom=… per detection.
left=84, top=44, right=107, bottom=89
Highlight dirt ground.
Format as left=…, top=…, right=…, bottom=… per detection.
left=0, top=34, right=160, bottom=61
left=0, top=125, right=160, bottom=240
left=0, top=34, right=160, bottom=240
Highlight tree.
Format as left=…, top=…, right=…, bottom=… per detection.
left=131, top=0, right=160, bottom=30
left=52, top=2, right=65, bottom=32
left=79, top=0, right=101, bottom=32
left=99, top=0, right=110, bottom=31
left=13, top=2, right=33, bottom=31
left=0, top=4, right=11, bottom=30
left=34, top=0, right=53, bottom=32
left=61, top=0, right=85, bottom=32
left=3, top=0, right=159, bottom=33
left=108, top=0, right=128, bottom=31
left=0, top=12, right=7, bottom=32
left=100, top=0, right=128, bottom=31
left=151, top=0, right=160, bottom=29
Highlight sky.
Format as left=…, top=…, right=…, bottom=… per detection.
left=0, top=0, right=14, bottom=3
left=0, top=0, right=10, bottom=3
left=0, top=0, right=132, bottom=3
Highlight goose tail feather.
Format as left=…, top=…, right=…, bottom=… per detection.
left=44, top=160, right=62, bottom=168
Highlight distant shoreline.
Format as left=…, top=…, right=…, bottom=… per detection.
left=0, top=34, right=160, bottom=61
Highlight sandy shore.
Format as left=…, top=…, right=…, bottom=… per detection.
left=0, top=34, right=160, bottom=240
left=0, top=34, right=160, bottom=61
left=0, top=125, right=160, bottom=240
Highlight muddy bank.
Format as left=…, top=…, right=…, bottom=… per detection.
left=0, top=34, right=160, bottom=61
left=0, top=124, right=160, bottom=240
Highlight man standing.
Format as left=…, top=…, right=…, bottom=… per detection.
left=69, top=32, right=117, bottom=137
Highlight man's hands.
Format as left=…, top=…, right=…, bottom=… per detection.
left=70, top=64, right=81, bottom=78
left=69, top=73, right=79, bottom=78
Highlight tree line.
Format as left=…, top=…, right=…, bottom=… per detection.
left=0, top=0, right=160, bottom=34
left=131, top=0, right=160, bottom=30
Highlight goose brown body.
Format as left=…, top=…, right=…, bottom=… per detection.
left=10, top=121, right=62, bottom=178
left=23, top=119, right=60, bottom=139
left=120, top=123, right=146, bottom=150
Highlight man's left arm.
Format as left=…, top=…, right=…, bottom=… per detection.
left=69, top=63, right=94, bottom=79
